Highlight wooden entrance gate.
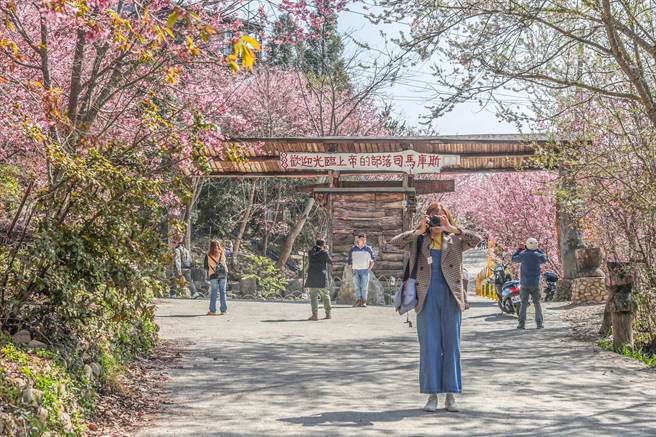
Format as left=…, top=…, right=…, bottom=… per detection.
left=206, top=135, right=546, bottom=285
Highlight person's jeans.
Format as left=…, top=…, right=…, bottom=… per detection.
left=309, top=288, right=332, bottom=313
left=170, top=269, right=198, bottom=297
left=352, top=269, right=370, bottom=301
left=519, top=284, right=543, bottom=327
left=209, top=278, right=227, bottom=313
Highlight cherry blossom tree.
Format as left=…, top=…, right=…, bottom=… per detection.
left=420, top=172, right=560, bottom=274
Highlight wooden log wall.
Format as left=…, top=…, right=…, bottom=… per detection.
left=330, top=192, right=409, bottom=285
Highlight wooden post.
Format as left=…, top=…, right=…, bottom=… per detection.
left=604, top=262, right=636, bottom=350
left=326, top=171, right=337, bottom=292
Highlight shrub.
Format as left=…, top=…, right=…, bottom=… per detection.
left=242, top=255, right=289, bottom=298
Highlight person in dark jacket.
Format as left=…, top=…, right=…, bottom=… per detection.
left=512, top=237, right=549, bottom=329
left=305, top=239, right=333, bottom=321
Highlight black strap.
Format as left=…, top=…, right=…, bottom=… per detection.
left=402, top=235, right=424, bottom=281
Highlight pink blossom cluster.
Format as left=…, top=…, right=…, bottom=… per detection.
left=420, top=172, right=561, bottom=274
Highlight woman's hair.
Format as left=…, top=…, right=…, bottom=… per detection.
left=208, top=240, right=224, bottom=259
left=315, top=239, right=326, bottom=247
left=425, top=201, right=457, bottom=226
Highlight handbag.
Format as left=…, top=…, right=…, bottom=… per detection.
left=393, top=235, right=424, bottom=315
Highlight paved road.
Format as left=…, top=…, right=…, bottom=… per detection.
left=140, top=251, right=656, bottom=437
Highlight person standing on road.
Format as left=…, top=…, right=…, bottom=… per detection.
left=305, top=239, right=333, bottom=321
left=347, top=233, right=376, bottom=308
left=171, top=239, right=200, bottom=299
left=512, top=238, right=548, bottom=329
left=390, top=202, right=481, bottom=413
left=204, top=240, right=228, bottom=316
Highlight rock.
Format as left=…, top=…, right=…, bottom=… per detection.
left=12, top=329, right=31, bottom=345
left=336, top=266, right=385, bottom=305
left=84, top=364, right=93, bottom=380
left=27, top=339, right=47, bottom=349
left=240, top=278, right=257, bottom=295
left=82, top=351, right=90, bottom=363
left=37, top=407, right=49, bottom=422
left=90, top=362, right=102, bottom=377
left=576, top=247, right=605, bottom=277
left=229, top=281, right=240, bottom=292
left=22, top=388, right=35, bottom=405
left=286, top=278, right=303, bottom=293
left=59, top=412, right=73, bottom=433
left=88, top=423, right=98, bottom=431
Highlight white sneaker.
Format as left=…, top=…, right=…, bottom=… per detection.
left=423, top=395, right=438, bottom=412
left=445, top=393, right=459, bottom=412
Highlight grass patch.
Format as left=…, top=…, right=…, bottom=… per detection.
left=598, top=336, right=656, bottom=367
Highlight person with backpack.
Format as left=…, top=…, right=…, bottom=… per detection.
left=305, top=239, right=333, bottom=321
left=171, top=239, right=200, bottom=299
left=512, top=237, right=549, bottom=329
left=390, top=202, right=480, bottom=413
left=204, top=240, right=229, bottom=315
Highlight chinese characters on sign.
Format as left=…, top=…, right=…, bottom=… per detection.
left=279, top=151, right=460, bottom=174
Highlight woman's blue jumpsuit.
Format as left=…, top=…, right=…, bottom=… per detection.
left=417, top=248, right=462, bottom=394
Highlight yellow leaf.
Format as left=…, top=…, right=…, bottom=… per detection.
left=205, top=25, right=218, bottom=35
left=167, top=11, right=178, bottom=28
left=229, top=61, right=239, bottom=75
left=227, top=54, right=237, bottom=61
left=241, top=35, right=261, bottom=51
left=241, top=48, right=254, bottom=71
left=232, top=41, right=242, bottom=56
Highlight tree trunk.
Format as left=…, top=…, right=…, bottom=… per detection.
left=185, top=177, right=204, bottom=250
left=556, top=166, right=583, bottom=300
left=276, top=197, right=315, bottom=269
left=233, top=180, right=256, bottom=262
left=602, top=262, right=636, bottom=349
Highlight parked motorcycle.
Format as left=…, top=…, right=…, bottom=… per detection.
left=499, top=280, right=524, bottom=315
left=493, top=264, right=516, bottom=313
left=543, top=271, right=559, bottom=301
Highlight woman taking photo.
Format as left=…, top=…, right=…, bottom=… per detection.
left=391, top=202, right=480, bottom=413
left=204, top=240, right=228, bottom=316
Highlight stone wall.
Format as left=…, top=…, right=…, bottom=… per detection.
left=571, top=276, right=607, bottom=304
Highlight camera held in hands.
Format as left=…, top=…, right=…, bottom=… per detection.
left=428, top=215, right=441, bottom=228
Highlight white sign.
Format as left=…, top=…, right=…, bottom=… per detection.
left=279, top=150, right=460, bottom=174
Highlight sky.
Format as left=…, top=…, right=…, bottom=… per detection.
left=337, top=3, right=532, bottom=135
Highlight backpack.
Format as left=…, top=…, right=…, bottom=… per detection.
left=178, top=246, right=193, bottom=269
left=214, top=262, right=227, bottom=279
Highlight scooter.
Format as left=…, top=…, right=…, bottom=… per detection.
left=493, top=264, right=516, bottom=314
left=500, top=280, right=523, bottom=315
left=543, top=271, right=559, bottom=301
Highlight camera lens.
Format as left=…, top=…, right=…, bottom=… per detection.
left=429, top=216, right=441, bottom=227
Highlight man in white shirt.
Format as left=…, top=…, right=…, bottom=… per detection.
left=347, top=234, right=376, bottom=307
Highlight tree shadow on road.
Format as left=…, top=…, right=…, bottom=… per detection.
left=280, top=408, right=426, bottom=427
left=260, top=319, right=312, bottom=323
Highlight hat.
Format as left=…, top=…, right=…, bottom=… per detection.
left=526, top=238, right=539, bottom=250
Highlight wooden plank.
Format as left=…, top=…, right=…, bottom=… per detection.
left=332, top=210, right=388, bottom=219
left=296, top=180, right=406, bottom=192
left=314, top=187, right=415, bottom=194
